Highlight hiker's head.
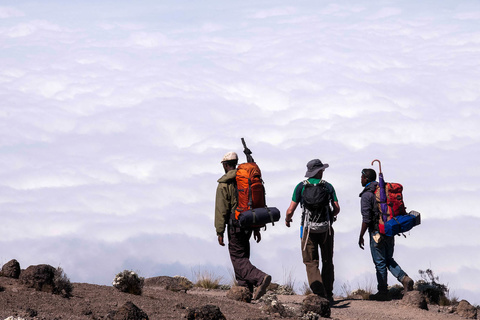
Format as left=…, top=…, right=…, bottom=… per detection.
left=361, top=168, right=376, bottom=186
left=221, top=151, right=238, bottom=172
left=305, top=159, right=329, bottom=178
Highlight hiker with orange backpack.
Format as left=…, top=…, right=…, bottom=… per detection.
left=358, top=166, right=414, bottom=301
left=285, top=159, right=340, bottom=304
left=214, top=150, right=271, bottom=300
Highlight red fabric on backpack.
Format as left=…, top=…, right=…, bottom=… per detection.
left=235, top=162, right=266, bottom=219
left=375, top=182, right=407, bottom=235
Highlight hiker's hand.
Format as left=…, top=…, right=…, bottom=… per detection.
left=358, top=236, right=364, bottom=250
left=254, top=229, right=261, bottom=243
left=285, top=218, right=292, bottom=227
left=218, top=235, right=225, bottom=246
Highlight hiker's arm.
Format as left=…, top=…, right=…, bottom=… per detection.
left=359, top=192, right=373, bottom=250
left=214, top=184, right=229, bottom=244
left=285, top=201, right=298, bottom=227
left=332, top=201, right=340, bottom=216
left=358, top=222, right=368, bottom=250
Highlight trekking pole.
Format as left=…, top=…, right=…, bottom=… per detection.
left=241, top=138, right=255, bottom=163
left=302, top=212, right=311, bottom=251
left=303, top=225, right=311, bottom=251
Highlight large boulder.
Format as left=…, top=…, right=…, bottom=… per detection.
left=107, top=301, right=149, bottom=320
left=187, top=305, right=226, bottom=320
left=19, top=264, right=56, bottom=293
left=1, top=259, right=21, bottom=279
left=401, top=291, right=428, bottom=310
left=456, top=300, right=478, bottom=319
left=302, top=294, right=331, bottom=318
left=226, top=286, right=252, bottom=303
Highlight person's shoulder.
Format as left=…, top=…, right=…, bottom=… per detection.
left=360, top=184, right=376, bottom=198
left=322, top=180, right=335, bottom=191
left=217, top=169, right=237, bottom=183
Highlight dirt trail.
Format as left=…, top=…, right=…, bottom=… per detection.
left=0, top=277, right=471, bottom=320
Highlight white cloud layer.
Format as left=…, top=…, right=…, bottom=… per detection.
left=0, top=0, right=479, bottom=305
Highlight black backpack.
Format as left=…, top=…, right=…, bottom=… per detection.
left=301, top=181, right=331, bottom=234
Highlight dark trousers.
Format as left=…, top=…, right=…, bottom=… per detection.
left=228, top=227, right=266, bottom=291
left=302, top=227, right=334, bottom=299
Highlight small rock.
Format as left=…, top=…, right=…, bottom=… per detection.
left=302, top=294, right=331, bottom=318
left=24, top=308, right=37, bottom=317
left=107, top=301, right=148, bottom=320
left=1, top=259, right=21, bottom=279
left=259, top=293, right=293, bottom=317
left=401, top=291, right=428, bottom=310
left=186, top=305, right=226, bottom=320
left=226, top=285, right=252, bottom=303
left=456, top=300, right=477, bottom=319
left=144, top=275, right=193, bottom=293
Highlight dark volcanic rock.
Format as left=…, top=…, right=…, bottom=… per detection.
left=302, top=294, right=330, bottom=318
left=226, top=285, right=252, bottom=303
left=19, top=264, right=56, bottom=293
left=1, top=259, right=21, bottom=279
left=187, top=304, right=226, bottom=320
left=107, top=301, right=149, bottom=320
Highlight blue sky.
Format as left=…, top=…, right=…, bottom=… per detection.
left=1, top=0, right=479, bottom=305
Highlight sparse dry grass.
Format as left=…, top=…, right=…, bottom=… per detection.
left=193, top=269, right=223, bottom=290
left=301, top=281, right=313, bottom=295
left=282, top=267, right=296, bottom=295
left=339, top=277, right=375, bottom=300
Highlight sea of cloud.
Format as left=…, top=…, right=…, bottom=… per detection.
left=0, top=0, right=479, bottom=305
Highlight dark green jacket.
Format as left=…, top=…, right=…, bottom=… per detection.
left=215, top=169, right=237, bottom=236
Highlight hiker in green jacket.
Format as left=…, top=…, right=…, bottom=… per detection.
left=285, top=159, right=340, bottom=304
left=215, top=151, right=271, bottom=300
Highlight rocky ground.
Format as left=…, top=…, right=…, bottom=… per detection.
left=0, top=275, right=478, bottom=320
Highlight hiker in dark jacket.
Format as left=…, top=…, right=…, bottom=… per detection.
left=285, top=159, right=340, bottom=303
left=215, top=151, right=271, bottom=300
left=358, top=168, right=414, bottom=300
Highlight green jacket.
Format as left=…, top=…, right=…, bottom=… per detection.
left=215, top=169, right=237, bottom=236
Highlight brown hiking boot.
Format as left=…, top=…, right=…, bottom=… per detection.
left=253, top=275, right=271, bottom=300
left=402, top=275, right=414, bottom=292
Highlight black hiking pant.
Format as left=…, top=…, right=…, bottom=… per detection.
left=228, top=226, right=267, bottom=291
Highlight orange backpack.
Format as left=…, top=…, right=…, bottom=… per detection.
left=234, top=162, right=266, bottom=219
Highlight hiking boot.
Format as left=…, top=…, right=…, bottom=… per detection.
left=402, top=275, right=414, bottom=292
left=253, top=275, right=271, bottom=300
left=369, top=291, right=391, bottom=301
left=328, top=296, right=335, bottom=306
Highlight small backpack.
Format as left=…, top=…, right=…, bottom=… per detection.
left=301, top=180, right=331, bottom=234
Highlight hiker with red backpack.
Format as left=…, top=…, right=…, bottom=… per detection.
left=285, top=159, right=340, bottom=304
left=214, top=150, right=272, bottom=300
left=358, top=167, right=414, bottom=301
